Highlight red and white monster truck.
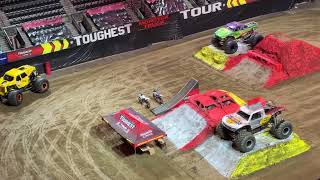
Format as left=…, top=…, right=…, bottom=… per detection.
left=216, top=98, right=293, bottom=153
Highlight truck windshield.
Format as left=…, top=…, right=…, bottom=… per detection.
left=206, top=104, right=216, bottom=110
left=237, top=111, right=250, bottom=120
left=4, top=75, right=14, bottom=81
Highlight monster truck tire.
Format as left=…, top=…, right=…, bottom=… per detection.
left=216, top=122, right=230, bottom=140
left=33, top=77, right=49, bottom=93
left=211, top=36, right=221, bottom=47
left=224, top=38, right=238, bottom=54
left=272, top=121, right=293, bottom=139
left=249, top=33, right=264, bottom=47
left=233, top=129, right=256, bottom=153
left=7, top=90, right=23, bottom=106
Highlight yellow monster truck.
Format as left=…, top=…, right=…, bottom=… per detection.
left=0, top=65, right=49, bottom=106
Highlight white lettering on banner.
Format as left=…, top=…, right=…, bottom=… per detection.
left=140, top=130, right=153, bottom=138
left=116, top=122, right=129, bottom=133
left=73, top=24, right=132, bottom=46
left=83, top=35, right=90, bottom=44
left=119, top=115, right=136, bottom=129
left=180, top=2, right=223, bottom=19
left=17, top=50, right=32, bottom=56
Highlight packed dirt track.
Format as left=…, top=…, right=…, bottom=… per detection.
left=0, top=4, right=320, bottom=180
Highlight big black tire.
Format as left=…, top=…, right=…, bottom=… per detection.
left=271, top=121, right=293, bottom=139
left=216, top=122, right=229, bottom=140
left=224, top=38, right=238, bottom=54
left=33, top=77, right=49, bottom=93
left=211, top=36, right=221, bottom=48
left=7, top=90, right=23, bottom=106
left=233, top=130, right=256, bottom=153
left=248, top=33, right=264, bottom=47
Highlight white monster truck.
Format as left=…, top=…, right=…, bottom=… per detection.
left=216, top=99, right=293, bottom=153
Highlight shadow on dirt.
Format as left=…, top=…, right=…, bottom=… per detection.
left=0, top=91, right=52, bottom=114
left=90, top=123, right=142, bottom=157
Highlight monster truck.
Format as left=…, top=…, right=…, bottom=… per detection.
left=187, top=89, right=245, bottom=127
left=216, top=98, right=293, bottom=153
left=212, top=21, right=264, bottom=54
left=0, top=65, right=49, bottom=106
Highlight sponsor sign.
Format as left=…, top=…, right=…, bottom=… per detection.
left=180, top=0, right=252, bottom=19
left=0, top=53, right=8, bottom=65
left=138, top=15, right=169, bottom=29
left=119, top=115, right=136, bottom=129
left=180, top=2, right=224, bottom=19
left=72, top=24, right=132, bottom=46
left=140, top=130, right=153, bottom=138
left=7, top=46, right=43, bottom=62
left=116, top=114, right=136, bottom=133
left=6, top=39, right=70, bottom=62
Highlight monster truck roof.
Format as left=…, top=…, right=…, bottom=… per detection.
left=225, top=22, right=244, bottom=31
left=3, top=65, right=35, bottom=77
left=240, top=103, right=264, bottom=115
left=190, top=90, right=229, bottom=103
left=5, top=68, right=23, bottom=77
left=192, top=95, right=219, bottom=107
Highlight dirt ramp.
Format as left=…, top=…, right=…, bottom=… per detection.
left=224, top=35, right=320, bottom=88
left=256, top=35, right=320, bottom=72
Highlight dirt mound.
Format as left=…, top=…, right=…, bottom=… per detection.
left=225, top=58, right=271, bottom=87
left=225, top=35, right=320, bottom=88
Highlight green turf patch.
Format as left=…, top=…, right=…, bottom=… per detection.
left=231, top=133, right=310, bottom=178
left=194, top=47, right=228, bottom=70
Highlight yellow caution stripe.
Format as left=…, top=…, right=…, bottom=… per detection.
left=62, top=39, right=69, bottom=49
left=232, top=0, right=239, bottom=7
left=227, top=0, right=232, bottom=8
left=41, top=39, right=70, bottom=55
left=227, top=0, right=247, bottom=8
left=238, top=0, right=247, bottom=5
left=41, top=42, right=53, bottom=55
left=52, top=40, right=62, bottom=52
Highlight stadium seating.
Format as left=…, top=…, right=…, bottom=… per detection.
left=0, top=0, right=66, bottom=24
left=71, top=0, right=123, bottom=11
left=87, top=2, right=134, bottom=30
left=146, top=0, right=188, bottom=16
left=22, top=16, right=72, bottom=45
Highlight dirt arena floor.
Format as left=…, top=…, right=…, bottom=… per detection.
left=0, top=4, right=319, bottom=180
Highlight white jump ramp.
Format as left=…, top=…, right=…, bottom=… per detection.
left=153, top=107, right=309, bottom=178
left=195, top=132, right=293, bottom=177
left=153, top=104, right=207, bottom=149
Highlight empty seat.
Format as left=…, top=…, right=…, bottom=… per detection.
left=6, top=3, right=63, bottom=19
left=1, top=0, right=60, bottom=13
left=87, top=2, right=133, bottom=30
left=71, top=0, right=122, bottom=11
left=146, top=0, right=188, bottom=16
left=1, top=0, right=66, bottom=25
left=22, top=17, right=72, bottom=45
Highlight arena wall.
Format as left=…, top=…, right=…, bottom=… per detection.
left=0, top=0, right=294, bottom=74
